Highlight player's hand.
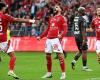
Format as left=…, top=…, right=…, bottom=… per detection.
left=86, top=28, right=93, bottom=32
left=58, top=34, right=62, bottom=39
left=29, top=19, right=35, bottom=23
left=82, top=40, right=87, bottom=46
left=37, top=36, right=41, bottom=40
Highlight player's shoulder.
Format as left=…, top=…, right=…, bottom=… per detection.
left=79, top=15, right=84, bottom=19
left=82, top=15, right=88, bottom=20
left=0, top=13, right=6, bottom=18
left=74, top=15, right=83, bottom=22
left=59, top=15, right=67, bottom=21
left=1, top=14, right=12, bottom=19
left=5, top=14, right=12, bottom=18
left=59, top=15, right=65, bottom=18
left=78, top=15, right=85, bottom=22
left=0, top=13, right=9, bottom=20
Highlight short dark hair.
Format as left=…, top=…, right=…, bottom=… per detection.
left=0, top=2, right=6, bottom=10
left=78, top=7, right=85, bottom=15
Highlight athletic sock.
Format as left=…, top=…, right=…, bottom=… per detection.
left=74, top=52, right=81, bottom=61
left=82, top=50, right=87, bottom=67
left=82, top=60, right=87, bottom=67
left=59, top=56, right=65, bottom=72
left=9, top=56, right=16, bottom=70
left=46, top=56, right=52, bottom=72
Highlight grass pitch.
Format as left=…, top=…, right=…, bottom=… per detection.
left=0, top=52, right=100, bottom=80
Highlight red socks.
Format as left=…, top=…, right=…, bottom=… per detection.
left=59, top=56, right=65, bottom=72
left=9, top=56, right=16, bottom=70
left=46, top=54, right=65, bottom=72
left=46, top=56, right=52, bottom=72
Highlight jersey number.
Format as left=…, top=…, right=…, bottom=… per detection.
left=75, top=22, right=79, bottom=30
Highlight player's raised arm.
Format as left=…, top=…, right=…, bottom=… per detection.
left=13, top=18, right=35, bottom=24
left=0, top=2, right=35, bottom=24
left=4, top=13, right=36, bottom=24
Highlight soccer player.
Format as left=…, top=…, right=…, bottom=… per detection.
left=37, top=4, right=68, bottom=79
left=0, top=2, right=35, bottom=79
left=71, top=7, right=92, bottom=71
left=45, top=6, right=67, bottom=59
left=86, top=5, right=100, bottom=64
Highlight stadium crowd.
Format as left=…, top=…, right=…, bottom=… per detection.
left=2, top=0, right=100, bottom=36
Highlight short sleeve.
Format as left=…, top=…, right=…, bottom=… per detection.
left=5, top=14, right=15, bottom=22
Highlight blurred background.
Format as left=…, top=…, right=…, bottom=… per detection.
left=1, top=0, right=98, bottom=37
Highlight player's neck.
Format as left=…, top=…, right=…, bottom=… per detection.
left=56, top=12, right=61, bottom=16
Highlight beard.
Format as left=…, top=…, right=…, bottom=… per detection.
left=97, top=14, right=100, bottom=16
left=53, top=10, right=58, bottom=16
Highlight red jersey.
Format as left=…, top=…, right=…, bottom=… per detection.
left=91, top=17, right=100, bottom=40
left=40, top=15, right=68, bottom=39
left=0, top=13, right=14, bottom=42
